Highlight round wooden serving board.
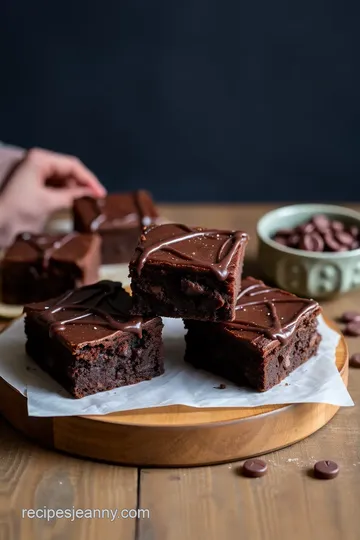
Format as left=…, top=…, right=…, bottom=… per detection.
left=0, top=318, right=348, bottom=467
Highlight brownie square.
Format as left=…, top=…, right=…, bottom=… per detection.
left=1, top=232, right=100, bottom=305
left=24, top=280, right=164, bottom=398
left=73, top=190, right=159, bottom=264
left=184, top=276, right=321, bottom=391
left=129, top=223, right=249, bottom=321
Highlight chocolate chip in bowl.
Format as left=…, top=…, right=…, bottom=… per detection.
left=272, top=214, right=360, bottom=253
left=257, top=204, right=360, bottom=299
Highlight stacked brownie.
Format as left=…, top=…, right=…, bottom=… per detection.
left=129, top=223, right=248, bottom=321
left=183, top=277, right=321, bottom=391
left=24, top=221, right=322, bottom=399
left=129, top=223, right=322, bottom=392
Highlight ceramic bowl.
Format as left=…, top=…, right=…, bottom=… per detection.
left=257, top=204, right=360, bottom=299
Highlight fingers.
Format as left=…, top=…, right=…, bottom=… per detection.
left=45, top=186, right=97, bottom=211
left=26, top=148, right=107, bottom=197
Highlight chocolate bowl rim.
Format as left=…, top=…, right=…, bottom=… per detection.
left=257, top=203, right=360, bottom=259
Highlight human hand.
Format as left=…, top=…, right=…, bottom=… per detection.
left=0, top=148, right=106, bottom=245
left=0, top=143, right=25, bottom=185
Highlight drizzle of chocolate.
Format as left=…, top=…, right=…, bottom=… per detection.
left=19, top=232, right=78, bottom=270
left=134, top=224, right=248, bottom=280
left=30, top=281, right=144, bottom=338
left=133, top=190, right=157, bottom=228
left=225, top=280, right=318, bottom=344
left=89, top=190, right=156, bottom=231
left=90, top=198, right=107, bottom=231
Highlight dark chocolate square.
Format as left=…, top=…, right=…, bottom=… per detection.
left=129, top=223, right=249, bottom=321
left=184, top=277, right=321, bottom=391
left=73, top=190, right=159, bottom=264
left=1, top=232, right=100, bottom=305
left=24, top=281, right=164, bottom=398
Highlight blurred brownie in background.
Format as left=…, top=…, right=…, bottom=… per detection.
left=73, top=190, right=159, bottom=264
left=1, top=232, right=100, bottom=305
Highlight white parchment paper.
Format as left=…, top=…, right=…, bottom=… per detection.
left=0, top=315, right=353, bottom=417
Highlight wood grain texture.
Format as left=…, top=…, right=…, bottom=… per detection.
left=0, top=318, right=347, bottom=467
left=1, top=203, right=360, bottom=540
left=0, top=418, right=138, bottom=540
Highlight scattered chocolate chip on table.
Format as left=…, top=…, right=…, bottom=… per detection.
left=314, top=460, right=339, bottom=480
left=242, top=459, right=268, bottom=478
left=341, top=311, right=360, bottom=323
left=344, top=322, right=360, bottom=337
left=349, top=354, right=360, bottom=368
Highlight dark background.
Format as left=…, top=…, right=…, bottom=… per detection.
left=1, top=1, right=359, bottom=201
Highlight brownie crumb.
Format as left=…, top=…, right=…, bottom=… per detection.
left=214, top=383, right=227, bottom=389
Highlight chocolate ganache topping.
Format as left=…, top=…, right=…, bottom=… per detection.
left=224, top=277, right=320, bottom=344
left=133, top=223, right=248, bottom=280
left=89, top=190, right=158, bottom=231
left=18, top=232, right=78, bottom=269
left=26, top=281, right=144, bottom=339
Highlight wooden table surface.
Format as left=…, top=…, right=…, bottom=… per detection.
left=1, top=203, right=360, bottom=540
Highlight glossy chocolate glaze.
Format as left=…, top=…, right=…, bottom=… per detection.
left=224, top=277, right=320, bottom=344
left=7, top=232, right=95, bottom=269
left=132, top=223, right=248, bottom=280
left=75, top=190, right=159, bottom=232
left=18, top=232, right=78, bottom=269
left=24, top=281, right=146, bottom=342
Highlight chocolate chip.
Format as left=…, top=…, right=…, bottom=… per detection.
left=334, top=230, right=354, bottom=247
left=314, top=460, right=339, bottom=480
left=331, top=220, right=344, bottom=232
left=288, top=234, right=300, bottom=248
left=298, top=222, right=315, bottom=234
left=312, top=214, right=331, bottom=232
left=280, top=354, right=291, bottom=368
left=344, top=321, right=360, bottom=336
left=341, top=311, right=360, bottom=323
left=242, top=459, right=267, bottom=478
left=150, top=285, right=162, bottom=295
left=214, top=383, right=226, bottom=389
left=276, top=228, right=293, bottom=236
left=323, top=232, right=342, bottom=252
left=119, top=342, right=132, bottom=358
left=181, top=279, right=204, bottom=296
left=272, top=215, right=360, bottom=253
left=273, top=235, right=289, bottom=246
left=283, top=356, right=290, bottom=368
left=349, top=354, right=360, bottom=368
left=299, top=232, right=324, bottom=252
